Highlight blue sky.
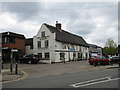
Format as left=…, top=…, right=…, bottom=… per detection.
left=0, top=1, right=118, bottom=47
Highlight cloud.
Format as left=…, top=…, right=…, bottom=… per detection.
left=0, top=12, right=39, bottom=38
left=2, top=2, right=43, bottom=21
left=0, top=2, right=118, bottom=47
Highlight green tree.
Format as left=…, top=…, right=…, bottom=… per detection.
left=103, top=38, right=118, bottom=56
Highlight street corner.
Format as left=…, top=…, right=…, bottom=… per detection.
left=1, top=70, right=28, bottom=84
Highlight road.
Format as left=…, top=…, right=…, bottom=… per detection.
left=3, top=67, right=119, bottom=88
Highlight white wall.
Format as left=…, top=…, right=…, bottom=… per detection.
left=54, top=40, right=89, bottom=62
left=33, top=24, right=56, bottom=63
left=25, top=46, right=34, bottom=55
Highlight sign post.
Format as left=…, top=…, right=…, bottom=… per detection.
left=10, top=49, right=18, bottom=74
left=10, top=51, right=13, bottom=74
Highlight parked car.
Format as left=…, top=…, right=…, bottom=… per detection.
left=110, top=56, right=120, bottom=63
left=18, top=54, right=39, bottom=64
left=89, top=55, right=111, bottom=66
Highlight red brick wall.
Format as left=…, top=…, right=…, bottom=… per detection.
left=2, top=38, right=25, bottom=55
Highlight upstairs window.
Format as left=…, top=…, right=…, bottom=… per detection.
left=41, top=31, right=45, bottom=37
left=38, top=41, right=41, bottom=48
left=4, top=37, right=15, bottom=43
left=45, top=40, right=49, bottom=48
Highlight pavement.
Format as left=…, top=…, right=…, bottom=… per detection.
left=1, top=69, right=28, bottom=83
left=1, top=60, right=119, bottom=84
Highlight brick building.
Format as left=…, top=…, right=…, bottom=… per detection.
left=1, top=32, right=25, bottom=63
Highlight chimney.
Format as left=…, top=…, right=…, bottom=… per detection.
left=55, top=21, right=61, bottom=30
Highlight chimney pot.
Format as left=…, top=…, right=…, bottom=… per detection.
left=55, top=21, right=61, bottom=30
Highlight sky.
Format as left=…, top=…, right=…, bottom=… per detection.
left=0, top=0, right=119, bottom=47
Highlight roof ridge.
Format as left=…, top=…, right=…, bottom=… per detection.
left=26, top=38, right=33, bottom=39
left=2, top=31, right=25, bottom=36
left=44, top=23, right=88, bottom=47
left=44, top=23, right=82, bottom=38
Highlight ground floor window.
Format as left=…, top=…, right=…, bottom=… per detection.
left=60, top=52, right=65, bottom=60
left=38, top=53, right=42, bottom=59
left=45, top=52, right=50, bottom=59
left=78, top=53, right=81, bottom=58
left=86, top=53, right=88, bottom=59
left=73, top=52, right=76, bottom=57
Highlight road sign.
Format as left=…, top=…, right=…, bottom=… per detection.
left=11, top=49, right=18, bottom=52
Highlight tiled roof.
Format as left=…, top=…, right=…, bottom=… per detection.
left=88, top=44, right=102, bottom=48
left=44, top=23, right=88, bottom=47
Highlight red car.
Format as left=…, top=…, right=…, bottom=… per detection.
left=89, top=56, right=111, bottom=66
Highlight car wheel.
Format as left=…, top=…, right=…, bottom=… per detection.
left=28, top=61, right=32, bottom=64
left=93, top=63, right=97, bottom=67
left=89, top=63, right=92, bottom=65
left=18, top=60, right=20, bottom=63
left=108, top=62, right=112, bottom=65
left=98, top=62, right=101, bottom=66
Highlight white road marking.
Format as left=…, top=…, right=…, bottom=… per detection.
left=70, top=76, right=120, bottom=88
left=107, top=77, right=112, bottom=80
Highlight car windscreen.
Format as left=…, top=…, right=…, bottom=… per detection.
left=91, top=56, right=96, bottom=59
left=97, top=56, right=106, bottom=59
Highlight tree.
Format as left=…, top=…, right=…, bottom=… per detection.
left=103, top=38, right=118, bottom=56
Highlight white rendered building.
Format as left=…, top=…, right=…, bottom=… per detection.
left=26, top=22, right=89, bottom=63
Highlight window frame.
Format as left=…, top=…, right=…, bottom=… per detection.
left=41, top=31, right=45, bottom=37
left=38, top=41, right=41, bottom=48
left=4, top=37, right=15, bottom=43
left=60, top=52, right=65, bottom=60
left=38, top=53, right=42, bottom=59
left=45, top=40, right=49, bottom=48
left=45, top=52, right=50, bottom=59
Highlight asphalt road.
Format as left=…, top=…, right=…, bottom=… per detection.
left=3, top=67, right=119, bottom=88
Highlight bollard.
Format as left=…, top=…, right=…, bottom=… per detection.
left=15, top=63, right=18, bottom=74
left=63, top=58, right=65, bottom=63
left=119, top=61, right=120, bottom=68
left=2, top=62, right=3, bottom=69
left=2, top=64, right=3, bottom=69
left=10, top=63, right=13, bottom=74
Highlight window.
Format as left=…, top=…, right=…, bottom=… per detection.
left=78, top=53, right=81, bottom=58
left=38, top=41, right=41, bottom=48
left=73, top=52, right=76, bottom=57
left=45, top=40, right=49, bottom=48
left=38, top=53, right=42, bottom=58
left=41, top=31, right=45, bottom=37
left=60, top=52, right=65, bottom=60
left=9, top=37, right=15, bottom=43
left=79, top=47, right=81, bottom=51
left=68, top=45, right=70, bottom=49
left=45, top=52, right=49, bottom=59
left=4, top=37, right=7, bottom=43
left=4, top=37, right=15, bottom=43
